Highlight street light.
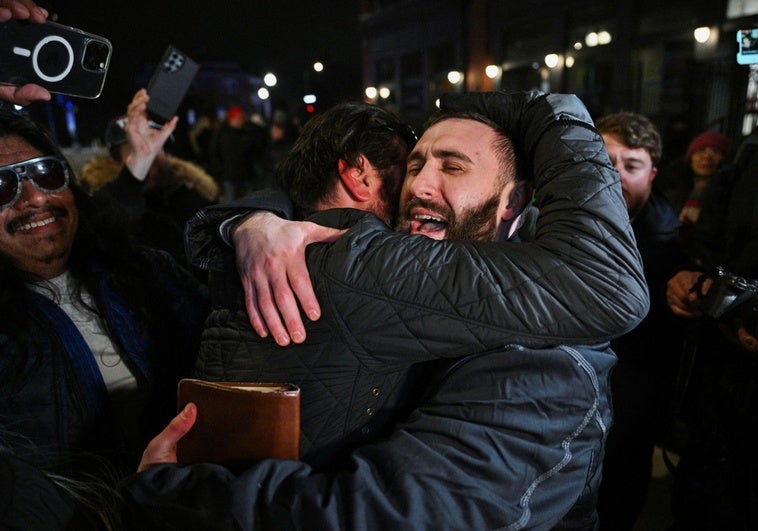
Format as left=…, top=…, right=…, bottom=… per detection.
left=544, top=53, right=560, bottom=68
left=447, top=70, right=463, bottom=84
left=694, top=26, right=711, bottom=44
left=485, top=64, right=501, bottom=79
left=263, top=73, right=277, bottom=87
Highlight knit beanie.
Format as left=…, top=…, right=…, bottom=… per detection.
left=686, top=131, right=730, bottom=159
left=227, top=106, right=245, bottom=121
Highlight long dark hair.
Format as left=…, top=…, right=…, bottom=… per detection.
left=0, top=110, right=158, bottom=328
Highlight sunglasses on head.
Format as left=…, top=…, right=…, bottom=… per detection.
left=0, top=156, right=70, bottom=210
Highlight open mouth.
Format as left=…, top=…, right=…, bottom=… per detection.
left=410, top=213, right=448, bottom=238
left=8, top=212, right=61, bottom=234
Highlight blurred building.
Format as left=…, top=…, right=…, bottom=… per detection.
left=359, top=0, right=758, bottom=141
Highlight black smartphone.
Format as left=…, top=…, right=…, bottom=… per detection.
left=0, top=19, right=111, bottom=99
left=146, top=45, right=199, bottom=125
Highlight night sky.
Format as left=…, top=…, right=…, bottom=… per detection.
left=40, top=0, right=363, bottom=143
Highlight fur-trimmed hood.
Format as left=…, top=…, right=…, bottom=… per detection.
left=80, top=154, right=219, bottom=202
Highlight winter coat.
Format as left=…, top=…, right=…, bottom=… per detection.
left=189, top=91, right=648, bottom=462
left=80, top=154, right=218, bottom=269
left=121, top=91, right=649, bottom=530
left=0, top=248, right=209, bottom=479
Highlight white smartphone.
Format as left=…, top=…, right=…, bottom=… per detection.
left=0, top=19, right=112, bottom=99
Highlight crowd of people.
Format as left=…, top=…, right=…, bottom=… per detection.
left=1, top=1, right=757, bottom=530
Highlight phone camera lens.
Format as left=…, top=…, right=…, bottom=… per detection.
left=83, top=41, right=109, bottom=72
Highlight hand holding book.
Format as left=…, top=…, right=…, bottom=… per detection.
left=176, top=379, right=301, bottom=465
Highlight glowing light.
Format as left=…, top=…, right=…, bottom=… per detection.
left=365, top=86, right=378, bottom=99
left=585, top=32, right=599, bottom=47
left=565, top=56, right=575, bottom=68
left=378, top=87, right=391, bottom=99
left=313, top=62, right=324, bottom=72
left=303, top=94, right=317, bottom=104
left=263, top=73, right=277, bottom=87
left=598, top=31, right=612, bottom=45
left=694, top=26, right=711, bottom=43
left=257, top=87, right=270, bottom=100
left=544, top=53, right=560, bottom=68
left=447, top=70, right=463, bottom=84
left=485, top=64, right=501, bottom=78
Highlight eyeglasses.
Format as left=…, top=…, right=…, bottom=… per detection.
left=0, top=156, right=70, bottom=210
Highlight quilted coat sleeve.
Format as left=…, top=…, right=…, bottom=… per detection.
left=304, top=91, right=649, bottom=358
left=184, top=189, right=295, bottom=272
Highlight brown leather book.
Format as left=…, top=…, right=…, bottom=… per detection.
left=176, top=379, right=300, bottom=465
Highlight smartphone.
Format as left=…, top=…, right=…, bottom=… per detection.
left=0, top=19, right=111, bottom=99
left=146, top=45, right=199, bottom=125
left=737, top=28, right=758, bottom=65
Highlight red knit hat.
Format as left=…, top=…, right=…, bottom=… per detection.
left=227, top=106, right=245, bottom=121
left=686, top=131, right=730, bottom=159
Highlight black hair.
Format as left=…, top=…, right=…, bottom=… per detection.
left=423, top=109, right=521, bottom=186
left=276, top=101, right=416, bottom=217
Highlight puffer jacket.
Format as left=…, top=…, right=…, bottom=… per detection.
left=124, top=91, right=648, bottom=529
left=188, top=90, right=648, bottom=466
left=0, top=248, right=209, bottom=479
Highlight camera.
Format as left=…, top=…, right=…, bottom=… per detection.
left=0, top=20, right=112, bottom=99
left=701, top=266, right=758, bottom=336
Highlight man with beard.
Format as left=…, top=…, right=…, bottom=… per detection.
left=121, top=91, right=649, bottom=530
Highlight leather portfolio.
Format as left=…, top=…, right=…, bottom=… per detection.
left=176, top=378, right=300, bottom=464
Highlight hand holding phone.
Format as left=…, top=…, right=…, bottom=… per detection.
left=0, top=19, right=111, bottom=99
left=123, top=88, right=178, bottom=180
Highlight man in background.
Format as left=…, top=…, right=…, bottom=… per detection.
left=209, top=105, right=267, bottom=201
left=594, top=112, right=689, bottom=530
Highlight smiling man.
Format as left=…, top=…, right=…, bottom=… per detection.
left=0, top=107, right=209, bottom=483
left=396, top=113, right=529, bottom=241
left=0, top=136, right=77, bottom=278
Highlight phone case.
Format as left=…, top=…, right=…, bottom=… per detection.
left=146, top=45, right=199, bottom=124
left=0, top=19, right=111, bottom=99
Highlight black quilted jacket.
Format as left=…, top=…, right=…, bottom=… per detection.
left=187, top=91, right=648, bottom=463
left=127, top=91, right=651, bottom=529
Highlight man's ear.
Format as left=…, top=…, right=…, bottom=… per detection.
left=501, top=179, right=534, bottom=221
left=649, top=166, right=659, bottom=182
left=338, top=156, right=371, bottom=201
